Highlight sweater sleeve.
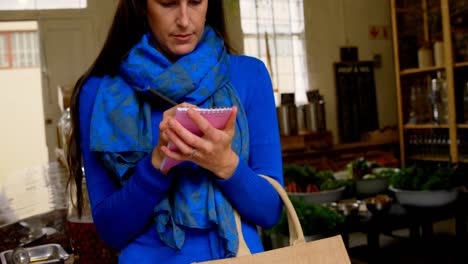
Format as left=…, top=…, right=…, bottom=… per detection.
left=217, top=58, right=283, bottom=229
left=79, top=77, right=172, bottom=250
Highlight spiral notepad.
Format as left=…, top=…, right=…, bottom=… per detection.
left=160, top=107, right=233, bottom=171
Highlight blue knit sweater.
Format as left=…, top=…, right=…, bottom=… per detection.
left=79, top=55, right=283, bottom=263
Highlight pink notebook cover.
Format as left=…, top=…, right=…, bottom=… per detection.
left=160, top=107, right=233, bottom=171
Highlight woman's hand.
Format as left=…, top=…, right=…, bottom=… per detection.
left=151, top=103, right=198, bottom=173
left=160, top=106, right=240, bottom=180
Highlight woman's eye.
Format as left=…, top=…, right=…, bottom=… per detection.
left=189, top=0, right=202, bottom=5
left=159, top=1, right=176, bottom=7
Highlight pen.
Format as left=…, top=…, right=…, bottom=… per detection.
left=147, top=87, right=178, bottom=107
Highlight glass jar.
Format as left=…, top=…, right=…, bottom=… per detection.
left=57, top=108, right=72, bottom=155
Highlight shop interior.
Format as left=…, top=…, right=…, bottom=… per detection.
left=0, top=0, right=467, bottom=263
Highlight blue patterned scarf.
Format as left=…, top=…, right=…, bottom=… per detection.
left=89, top=26, right=249, bottom=258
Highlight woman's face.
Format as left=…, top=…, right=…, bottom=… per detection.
left=146, top=0, right=208, bottom=61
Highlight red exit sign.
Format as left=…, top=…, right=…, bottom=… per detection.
left=369, top=25, right=391, bottom=40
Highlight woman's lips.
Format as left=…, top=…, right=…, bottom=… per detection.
left=173, top=34, right=192, bottom=42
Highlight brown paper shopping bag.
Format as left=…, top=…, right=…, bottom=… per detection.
left=195, top=175, right=351, bottom=264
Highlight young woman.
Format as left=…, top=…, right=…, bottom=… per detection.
left=67, top=0, right=283, bottom=262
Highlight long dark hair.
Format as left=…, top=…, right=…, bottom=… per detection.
left=67, top=0, right=233, bottom=217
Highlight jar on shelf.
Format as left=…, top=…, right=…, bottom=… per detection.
left=57, top=108, right=72, bottom=155
left=417, top=43, right=434, bottom=68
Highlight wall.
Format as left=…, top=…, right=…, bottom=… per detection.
left=0, top=0, right=118, bottom=178
left=0, top=69, right=45, bottom=177
left=304, top=0, right=397, bottom=143
left=224, top=0, right=398, bottom=143
left=224, top=0, right=245, bottom=54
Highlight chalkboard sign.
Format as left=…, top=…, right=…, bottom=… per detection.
left=334, top=61, right=379, bottom=143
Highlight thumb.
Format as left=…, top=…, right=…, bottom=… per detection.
left=224, top=106, right=238, bottom=133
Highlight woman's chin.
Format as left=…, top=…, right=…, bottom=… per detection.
left=170, top=45, right=197, bottom=58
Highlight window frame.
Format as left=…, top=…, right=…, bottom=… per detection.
left=0, top=30, right=40, bottom=70
left=0, top=0, right=87, bottom=11
left=239, top=0, right=309, bottom=103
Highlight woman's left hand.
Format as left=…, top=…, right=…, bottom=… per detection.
left=160, top=106, right=239, bottom=180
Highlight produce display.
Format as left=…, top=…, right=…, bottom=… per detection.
left=390, top=162, right=460, bottom=191
left=283, top=164, right=348, bottom=193
left=347, top=157, right=398, bottom=180
left=267, top=197, right=345, bottom=236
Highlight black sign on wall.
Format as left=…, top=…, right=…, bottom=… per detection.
left=334, top=61, right=379, bottom=143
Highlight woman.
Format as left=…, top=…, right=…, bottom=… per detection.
left=67, top=0, right=283, bottom=263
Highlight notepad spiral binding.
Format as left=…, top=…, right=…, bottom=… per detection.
left=175, top=107, right=233, bottom=136
left=176, top=107, right=232, bottom=113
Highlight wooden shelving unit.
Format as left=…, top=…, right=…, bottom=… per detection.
left=407, top=155, right=450, bottom=162
left=454, top=61, right=468, bottom=68
left=391, top=0, right=468, bottom=166
left=404, top=124, right=450, bottom=129
left=400, top=66, right=445, bottom=75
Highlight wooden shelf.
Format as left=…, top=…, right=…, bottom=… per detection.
left=280, top=131, right=333, bottom=152
left=400, top=66, right=445, bottom=76
left=454, top=61, right=468, bottom=68
left=391, top=0, right=466, bottom=166
left=407, top=155, right=450, bottom=162
left=404, top=124, right=449, bottom=129
left=282, top=139, right=399, bottom=171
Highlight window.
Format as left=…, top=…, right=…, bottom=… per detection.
left=0, top=31, right=40, bottom=69
left=0, top=0, right=87, bottom=10
left=240, top=0, right=308, bottom=104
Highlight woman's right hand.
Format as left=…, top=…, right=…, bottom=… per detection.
left=151, top=103, right=198, bottom=173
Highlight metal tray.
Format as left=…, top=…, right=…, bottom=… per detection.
left=0, top=243, right=69, bottom=264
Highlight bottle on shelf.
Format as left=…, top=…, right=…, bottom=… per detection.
left=408, top=85, right=418, bottom=124
left=429, top=71, right=448, bottom=124
left=464, top=82, right=468, bottom=124
left=433, top=41, right=445, bottom=67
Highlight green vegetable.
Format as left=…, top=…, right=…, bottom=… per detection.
left=363, top=174, right=377, bottom=180
left=390, top=162, right=459, bottom=191
left=347, top=157, right=377, bottom=180
left=283, top=165, right=349, bottom=191
left=374, top=168, right=398, bottom=178
left=266, top=197, right=345, bottom=236
left=283, top=164, right=311, bottom=189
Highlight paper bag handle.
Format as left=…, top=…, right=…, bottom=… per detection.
left=234, top=175, right=306, bottom=257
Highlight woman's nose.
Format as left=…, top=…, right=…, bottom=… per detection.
left=176, top=3, right=190, bottom=27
